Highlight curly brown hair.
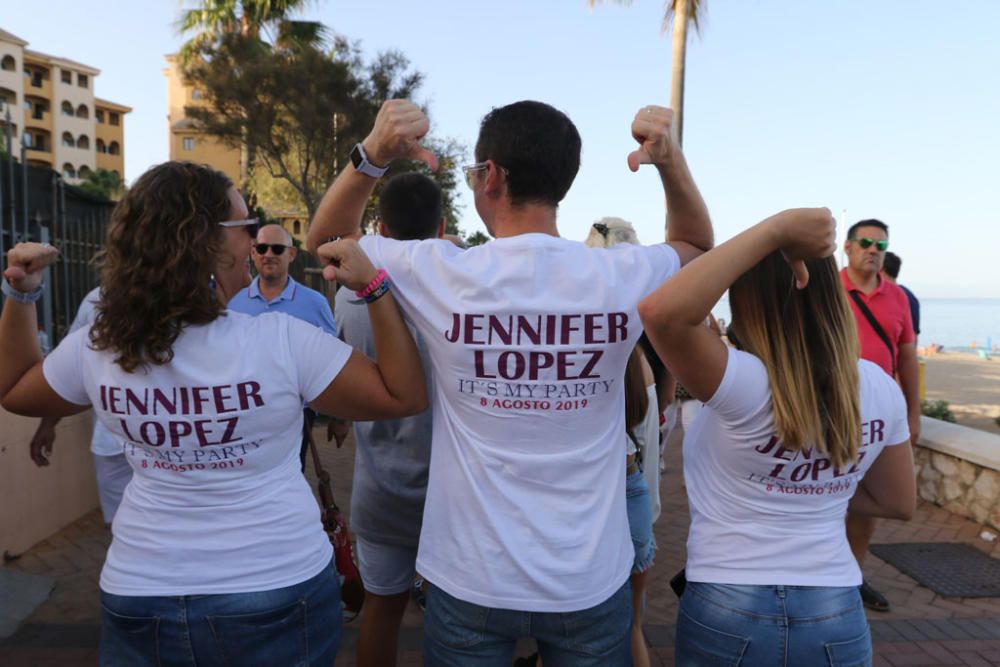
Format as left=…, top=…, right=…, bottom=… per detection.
left=89, top=162, right=234, bottom=372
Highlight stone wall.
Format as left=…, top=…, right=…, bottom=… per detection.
left=914, top=416, right=1000, bottom=532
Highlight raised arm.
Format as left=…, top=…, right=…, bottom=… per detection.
left=637, top=209, right=836, bottom=402
left=306, top=100, right=438, bottom=255
left=627, top=106, right=713, bottom=265
left=1, top=243, right=89, bottom=417
left=308, top=239, right=427, bottom=421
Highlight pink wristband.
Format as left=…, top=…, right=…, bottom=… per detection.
left=355, top=269, right=388, bottom=298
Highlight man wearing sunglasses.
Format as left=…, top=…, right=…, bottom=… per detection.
left=229, top=223, right=338, bottom=469
left=841, top=218, right=920, bottom=613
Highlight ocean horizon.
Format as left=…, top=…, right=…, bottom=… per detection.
left=711, top=298, right=1000, bottom=353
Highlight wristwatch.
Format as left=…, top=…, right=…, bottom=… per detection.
left=350, top=143, right=389, bottom=178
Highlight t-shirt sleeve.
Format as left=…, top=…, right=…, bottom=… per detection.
left=704, top=346, right=772, bottom=428
left=42, top=328, right=91, bottom=406
left=870, top=362, right=910, bottom=446
left=333, top=289, right=348, bottom=343
left=641, top=244, right=682, bottom=294
left=285, top=316, right=354, bottom=402
left=68, top=289, right=100, bottom=334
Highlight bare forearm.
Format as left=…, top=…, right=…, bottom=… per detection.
left=0, top=301, right=43, bottom=402
left=307, top=165, right=376, bottom=255
left=658, top=151, right=712, bottom=251
left=366, top=293, right=427, bottom=414
left=898, top=350, right=920, bottom=418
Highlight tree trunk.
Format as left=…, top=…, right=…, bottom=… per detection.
left=669, top=0, right=690, bottom=148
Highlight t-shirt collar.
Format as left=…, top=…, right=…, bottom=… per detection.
left=840, top=268, right=884, bottom=296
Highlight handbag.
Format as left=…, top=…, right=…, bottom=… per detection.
left=306, top=427, right=365, bottom=620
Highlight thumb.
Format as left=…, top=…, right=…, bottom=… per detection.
left=3, top=266, right=27, bottom=281
left=411, top=144, right=439, bottom=172
left=322, top=265, right=338, bottom=282
left=788, top=259, right=810, bottom=290
left=627, top=149, right=649, bottom=173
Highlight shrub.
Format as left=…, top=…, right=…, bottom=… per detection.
left=921, top=400, right=957, bottom=423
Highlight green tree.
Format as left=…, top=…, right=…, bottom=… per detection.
left=589, top=0, right=706, bottom=146
left=463, top=230, right=490, bottom=247
left=76, top=168, right=125, bottom=201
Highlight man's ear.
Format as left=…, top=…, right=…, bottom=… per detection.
left=288, top=246, right=298, bottom=261
left=378, top=221, right=392, bottom=239
left=437, top=218, right=445, bottom=239
left=483, top=160, right=507, bottom=198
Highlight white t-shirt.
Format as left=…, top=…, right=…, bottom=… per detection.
left=43, top=311, right=351, bottom=595
left=66, top=287, right=119, bottom=457
left=359, top=233, right=680, bottom=612
left=684, top=346, right=909, bottom=587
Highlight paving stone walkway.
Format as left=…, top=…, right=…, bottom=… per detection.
left=4, top=425, right=1000, bottom=665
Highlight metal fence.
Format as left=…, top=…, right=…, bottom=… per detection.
left=1, top=158, right=114, bottom=347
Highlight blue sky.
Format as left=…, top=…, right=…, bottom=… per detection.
left=4, top=1, right=998, bottom=297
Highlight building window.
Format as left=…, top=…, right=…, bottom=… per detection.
left=61, top=69, right=72, bottom=84
left=77, top=134, right=90, bottom=150
left=109, top=141, right=121, bottom=155
left=96, top=109, right=104, bottom=123
left=192, top=89, right=203, bottom=100
left=96, top=138, right=107, bottom=154
left=62, top=132, right=75, bottom=148
left=61, top=101, right=74, bottom=117
left=63, top=163, right=76, bottom=179
left=78, top=165, right=92, bottom=179
left=76, top=104, right=89, bottom=119
left=1, top=55, right=14, bottom=71
left=22, top=132, right=34, bottom=148
left=31, top=101, right=46, bottom=120
left=0, top=87, right=15, bottom=105
left=22, top=99, right=30, bottom=111
left=109, top=112, right=120, bottom=126
left=78, top=73, right=88, bottom=88
left=293, top=220, right=302, bottom=235
left=182, top=137, right=194, bottom=151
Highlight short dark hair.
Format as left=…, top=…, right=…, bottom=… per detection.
left=474, top=100, right=581, bottom=208
left=883, top=251, right=901, bottom=279
left=378, top=173, right=442, bottom=241
left=847, top=218, right=889, bottom=239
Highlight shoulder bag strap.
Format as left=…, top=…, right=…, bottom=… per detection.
left=848, top=290, right=896, bottom=376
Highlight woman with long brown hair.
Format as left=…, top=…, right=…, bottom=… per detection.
left=0, top=161, right=426, bottom=666
left=639, top=208, right=915, bottom=666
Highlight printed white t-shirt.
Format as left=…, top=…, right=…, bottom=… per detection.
left=66, top=287, right=119, bottom=456
left=684, top=346, right=910, bottom=587
left=43, top=310, right=351, bottom=595
left=359, top=233, right=680, bottom=612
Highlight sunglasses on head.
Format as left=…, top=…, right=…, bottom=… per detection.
left=852, top=237, right=888, bottom=251
left=254, top=243, right=289, bottom=256
left=219, top=217, right=260, bottom=237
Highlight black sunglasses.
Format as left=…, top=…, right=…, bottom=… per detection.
left=254, top=243, right=289, bottom=256
left=851, top=237, right=888, bottom=251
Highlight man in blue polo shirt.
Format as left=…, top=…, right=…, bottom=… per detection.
left=228, top=223, right=337, bottom=468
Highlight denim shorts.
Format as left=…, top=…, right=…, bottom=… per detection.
left=423, top=580, right=632, bottom=666
left=626, top=470, right=656, bottom=574
left=676, top=581, right=871, bottom=667
left=99, top=557, right=341, bottom=666
left=355, top=535, right=418, bottom=596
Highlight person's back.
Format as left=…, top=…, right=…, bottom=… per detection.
left=308, top=98, right=713, bottom=663
left=640, top=211, right=916, bottom=666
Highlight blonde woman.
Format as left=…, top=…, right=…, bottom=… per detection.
left=639, top=209, right=915, bottom=666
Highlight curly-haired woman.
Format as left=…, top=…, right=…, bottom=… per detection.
left=0, top=161, right=427, bottom=666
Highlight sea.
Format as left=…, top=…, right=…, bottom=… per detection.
left=711, top=298, right=1000, bottom=354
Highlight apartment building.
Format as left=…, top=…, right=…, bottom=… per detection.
left=0, top=27, right=130, bottom=184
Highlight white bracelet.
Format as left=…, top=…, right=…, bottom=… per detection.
left=1, top=280, right=45, bottom=304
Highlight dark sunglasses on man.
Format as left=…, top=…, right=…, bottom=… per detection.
left=851, top=236, right=888, bottom=251
left=253, top=243, right=290, bottom=256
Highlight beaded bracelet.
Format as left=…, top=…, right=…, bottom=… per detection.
left=355, top=269, right=388, bottom=298
left=363, top=279, right=391, bottom=304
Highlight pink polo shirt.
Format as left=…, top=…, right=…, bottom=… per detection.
left=841, top=269, right=915, bottom=376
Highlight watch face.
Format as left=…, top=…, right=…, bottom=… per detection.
left=350, top=144, right=364, bottom=169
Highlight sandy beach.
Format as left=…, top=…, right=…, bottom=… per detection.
left=923, top=351, right=1000, bottom=435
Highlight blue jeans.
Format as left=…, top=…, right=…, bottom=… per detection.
left=626, top=469, right=656, bottom=573
left=100, top=558, right=341, bottom=666
left=423, top=580, right=632, bottom=666
left=676, top=582, right=871, bottom=667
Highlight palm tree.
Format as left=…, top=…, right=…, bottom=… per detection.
left=176, top=0, right=326, bottom=186
left=589, top=0, right=706, bottom=147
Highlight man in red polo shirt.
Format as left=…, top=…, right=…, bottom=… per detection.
left=841, top=218, right=919, bottom=613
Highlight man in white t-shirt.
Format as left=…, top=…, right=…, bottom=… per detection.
left=308, top=99, right=713, bottom=664
left=29, top=287, right=133, bottom=524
